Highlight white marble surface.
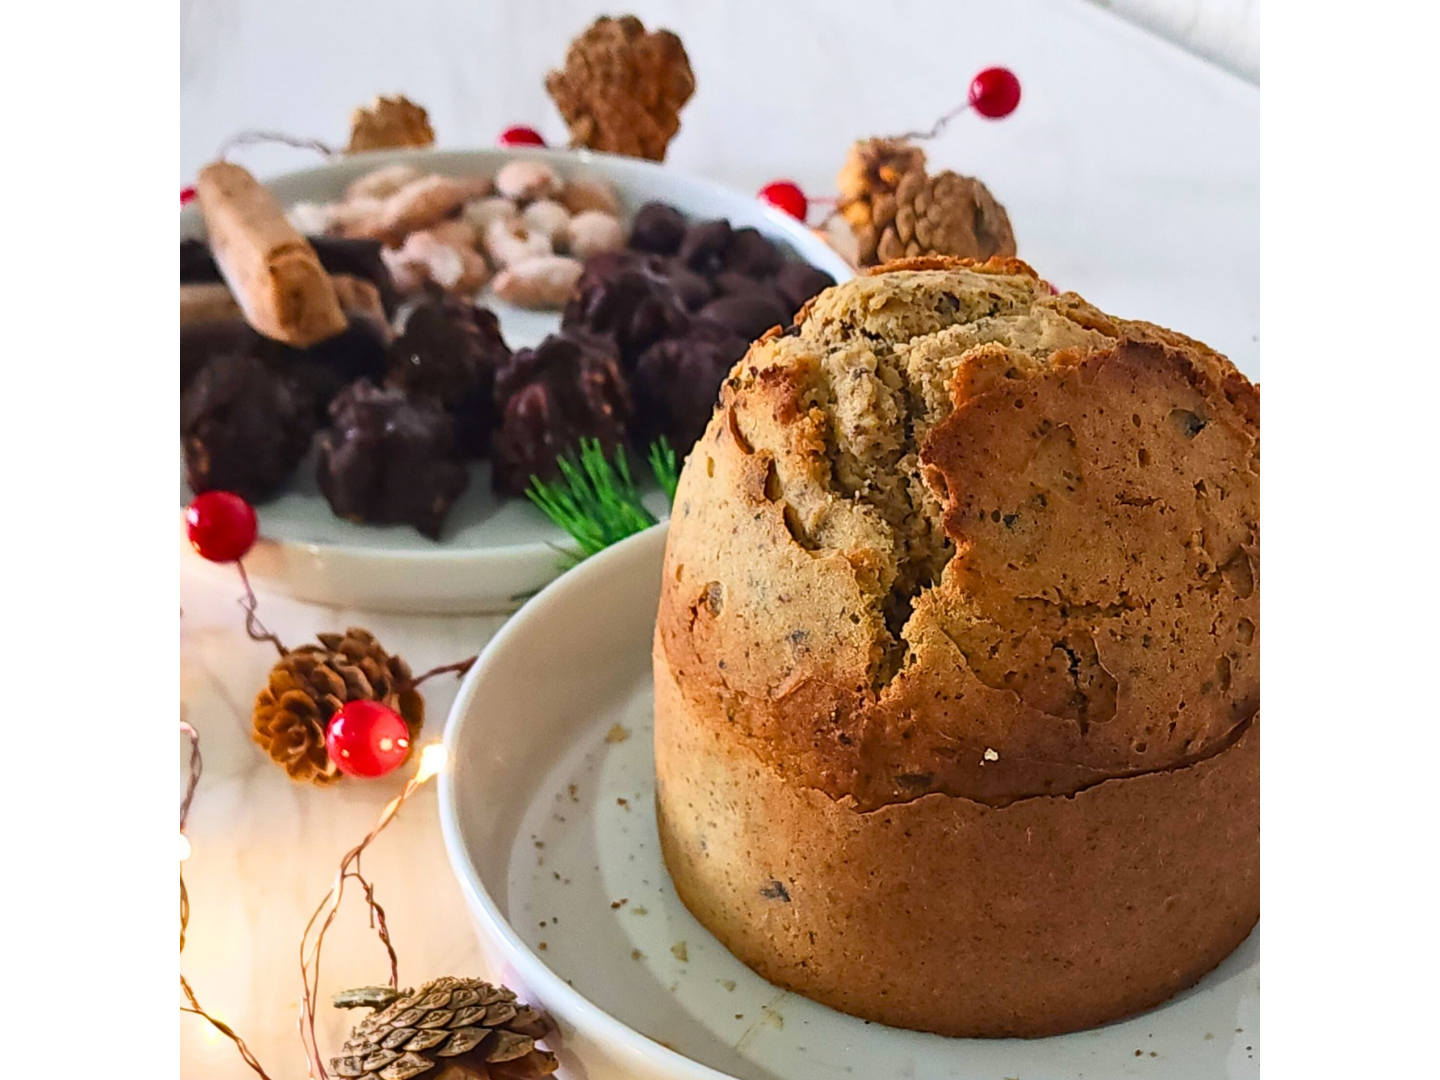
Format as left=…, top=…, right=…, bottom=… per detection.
left=180, top=2, right=1258, bottom=1076
left=181, top=551, right=506, bottom=1077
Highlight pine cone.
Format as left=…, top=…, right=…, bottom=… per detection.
left=252, top=628, right=424, bottom=785
left=837, top=137, right=1017, bottom=268
left=545, top=15, right=694, bottom=161
left=838, top=138, right=928, bottom=207
left=349, top=95, right=436, bottom=154
left=836, top=138, right=928, bottom=263
left=331, top=976, right=557, bottom=1080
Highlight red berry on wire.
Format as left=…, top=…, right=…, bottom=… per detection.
left=499, top=126, right=546, bottom=148
left=969, top=67, right=1022, bottom=119
left=185, top=491, right=258, bottom=563
left=326, top=701, right=411, bottom=779
left=181, top=185, right=197, bottom=206
left=758, top=180, right=808, bottom=222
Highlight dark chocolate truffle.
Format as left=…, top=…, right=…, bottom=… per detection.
left=710, top=270, right=775, bottom=299
left=556, top=197, right=841, bottom=465
left=181, top=320, right=257, bottom=392
left=315, top=382, right=470, bottom=539
left=721, top=227, right=783, bottom=277
left=561, top=251, right=690, bottom=368
left=492, top=333, right=631, bottom=496
left=630, top=321, right=748, bottom=451
left=181, top=353, right=315, bottom=503
left=387, top=288, right=511, bottom=458
left=279, top=319, right=390, bottom=422
left=628, top=201, right=687, bottom=255
left=677, top=219, right=733, bottom=274
left=697, top=293, right=790, bottom=342
left=774, top=261, right=837, bottom=312
left=662, top=260, right=714, bottom=311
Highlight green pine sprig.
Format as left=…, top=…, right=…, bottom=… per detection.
left=526, top=438, right=678, bottom=560
left=648, top=436, right=679, bottom=502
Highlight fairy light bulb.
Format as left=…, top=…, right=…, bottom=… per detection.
left=416, top=743, right=448, bottom=784
left=180, top=833, right=192, bottom=862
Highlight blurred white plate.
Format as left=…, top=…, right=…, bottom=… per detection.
left=438, top=525, right=1260, bottom=1080
left=179, top=147, right=853, bottom=613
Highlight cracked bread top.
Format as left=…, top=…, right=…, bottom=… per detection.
left=657, top=257, right=1259, bottom=808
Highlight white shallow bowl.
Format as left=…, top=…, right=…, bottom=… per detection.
left=438, top=524, right=1260, bottom=1080
left=179, top=147, right=852, bottom=613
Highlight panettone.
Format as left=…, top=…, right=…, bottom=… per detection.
left=654, top=256, right=1259, bottom=1037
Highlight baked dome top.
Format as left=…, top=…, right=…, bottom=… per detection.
left=657, top=257, right=1258, bottom=807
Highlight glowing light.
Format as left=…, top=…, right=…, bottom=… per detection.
left=415, top=743, right=448, bottom=784
left=180, top=833, right=192, bottom=862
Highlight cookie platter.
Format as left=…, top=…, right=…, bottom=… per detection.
left=179, top=147, right=852, bottom=613
left=439, top=525, right=1260, bottom=1080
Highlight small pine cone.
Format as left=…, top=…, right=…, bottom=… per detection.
left=837, top=138, right=928, bottom=205
left=252, top=628, right=424, bottom=785
left=835, top=137, right=1016, bottom=267
left=331, top=976, right=558, bottom=1080
left=837, top=138, right=929, bottom=265
left=874, top=168, right=1017, bottom=266
left=348, top=95, right=436, bottom=154
left=545, top=15, right=695, bottom=161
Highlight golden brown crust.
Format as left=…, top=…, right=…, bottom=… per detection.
left=655, top=261, right=1259, bottom=1035
left=661, top=264, right=1257, bottom=806
left=656, top=643, right=1259, bottom=1038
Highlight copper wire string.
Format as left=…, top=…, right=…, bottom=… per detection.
left=407, top=656, right=477, bottom=689
left=236, top=561, right=287, bottom=656
left=217, top=129, right=339, bottom=161
left=887, top=96, right=973, bottom=142
left=298, top=770, right=428, bottom=1079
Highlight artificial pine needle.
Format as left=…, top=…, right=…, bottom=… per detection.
left=526, top=439, right=677, bottom=559
left=648, top=437, right=680, bottom=502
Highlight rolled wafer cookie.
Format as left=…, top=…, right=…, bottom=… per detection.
left=195, top=161, right=348, bottom=348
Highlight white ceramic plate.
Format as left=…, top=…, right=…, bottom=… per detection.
left=179, top=147, right=853, bottom=613
left=439, top=525, right=1260, bottom=1080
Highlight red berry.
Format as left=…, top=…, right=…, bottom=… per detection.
left=969, top=67, right=1022, bottom=119
left=499, top=126, right=546, bottom=148
left=759, top=181, right=808, bottom=222
left=180, top=185, right=197, bottom=206
left=326, top=701, right=411, bottom=779
left=185, top=491, right=258, bottom=563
